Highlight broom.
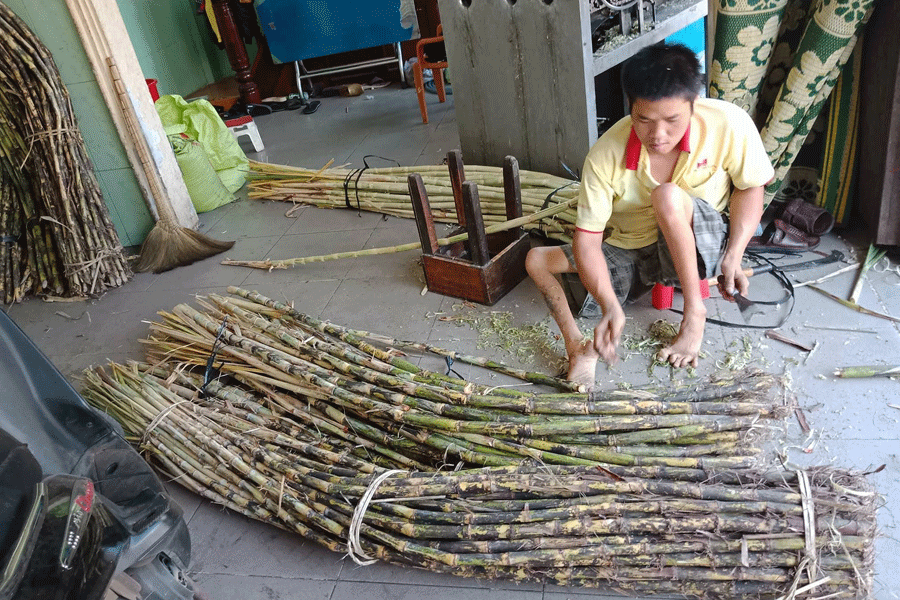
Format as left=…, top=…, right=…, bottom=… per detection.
left=106, top=58, right=234, bottom=273
left=65, top=0, right=234, bottom=273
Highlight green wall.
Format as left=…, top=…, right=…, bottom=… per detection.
left=3, top=0, right=234, bottom=246
left=117, top=0, right=237, bottom=97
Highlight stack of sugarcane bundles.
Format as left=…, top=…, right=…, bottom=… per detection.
left=248, top=160, right=579, bottom=243
left=0, top=3, right=131, bottom=303
left=80, top=288, right=877, bottom=598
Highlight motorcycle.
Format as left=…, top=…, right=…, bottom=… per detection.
left=0, top=308, right=201, bottom=600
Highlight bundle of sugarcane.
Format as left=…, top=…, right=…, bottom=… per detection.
left=80, top=288, right=877, bottom=598
left=248, top=160, right=580, bottom=241
left=139, top=286, right=792, bottom=469
left=0, top=3, right=131, bottom=302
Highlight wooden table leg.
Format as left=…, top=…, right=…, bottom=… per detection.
left=210, top=0, right=260, bottom=105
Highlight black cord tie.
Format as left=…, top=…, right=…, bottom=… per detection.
left=672, top=252, right=795, bottom=329
left=445, top=356, right=464, bottom=379
left=344, top=155, right=401, bottom=215
left=559, top=161, right=580, bottom=181
left=201, top=316, right=229, bottom=396
left=343, top=168, right=362, bottom=210
left=541, top=181, right=577, bottom=211
left=537, top=162, right=580, bottom=236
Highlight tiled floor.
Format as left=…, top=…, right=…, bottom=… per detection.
left=6, top=84, right=900, bottom=599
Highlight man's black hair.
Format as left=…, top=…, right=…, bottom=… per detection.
left=621, top=43, right=702, bottom=105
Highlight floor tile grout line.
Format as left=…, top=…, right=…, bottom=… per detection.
left=317, top=225, right=380, bottom=316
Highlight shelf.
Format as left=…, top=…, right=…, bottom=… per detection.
left=592, top=0, right=707, bottom=75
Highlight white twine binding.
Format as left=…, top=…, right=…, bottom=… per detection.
left=347, top=469, right=406, bottom=566
left=798, top=470, right=818, bottom=583
left=777, top=469, right=822, bottom=600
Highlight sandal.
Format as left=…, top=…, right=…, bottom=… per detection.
left=749, top=219, right=820, bottom=249
left=262, top=93, right=305, bottom=112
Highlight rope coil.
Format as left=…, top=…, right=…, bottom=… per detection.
left=347, top=469, right=406, bottom=565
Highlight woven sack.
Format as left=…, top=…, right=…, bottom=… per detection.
left=170, top=135, right=234, bottom=213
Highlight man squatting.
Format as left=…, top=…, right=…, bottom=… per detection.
left=526, top=43, right=774, bottom=390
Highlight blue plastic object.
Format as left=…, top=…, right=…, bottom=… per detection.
left=666, top=17, right=706, bottom=72
left=254, top=0, right=414, bottom=64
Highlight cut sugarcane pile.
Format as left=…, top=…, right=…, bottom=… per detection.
left=81, top=287, right=876, bottom=598
left=0, top=3, right=131, bottom=302
left=248, top=160, right=579, bottom=243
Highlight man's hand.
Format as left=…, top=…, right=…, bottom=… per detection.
left=717, top=254, right=749, bottom=301
left=719, top=185, right=763, bottom=301
left=593, top=302, right=625, bottom=364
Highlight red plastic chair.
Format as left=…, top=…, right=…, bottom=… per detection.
left=414, top=25, right=448, bottom=124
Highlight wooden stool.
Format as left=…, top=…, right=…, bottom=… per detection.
left=408, top=151, right=530, bottom=305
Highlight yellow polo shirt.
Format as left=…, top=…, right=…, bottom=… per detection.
left=575, top=98, right=774, bottom=249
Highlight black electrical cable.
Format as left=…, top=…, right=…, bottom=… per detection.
left=671, top=252, right=795, bottom=329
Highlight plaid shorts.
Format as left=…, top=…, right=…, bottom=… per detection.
left=562, top=196, right=728, bottom=318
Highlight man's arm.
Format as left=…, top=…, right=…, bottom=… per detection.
left=572, top=229, right=625, bottom=364
left=719, top=185, right=764, bottom=298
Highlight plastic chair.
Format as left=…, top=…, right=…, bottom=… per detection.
left=414, top=25, right=448, bottom=124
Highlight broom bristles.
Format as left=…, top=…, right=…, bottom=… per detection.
left=134, top=222, right=235, bottom=273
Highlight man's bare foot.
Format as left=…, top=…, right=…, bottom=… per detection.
left=657, top=307, right=706, bottom=368
left=567, top=339, right=599, bottom=391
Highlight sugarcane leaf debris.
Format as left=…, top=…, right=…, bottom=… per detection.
left=439, top=306, right=567, bottom=373
left=716, top=335, right=759, bottom=373
left=849, top=244, right=887, bottom=304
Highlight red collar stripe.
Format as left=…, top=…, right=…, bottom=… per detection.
left=624, top=124, right=692, bottom=171
left=625, top=128, right=641, bottom=171
left=679, top=123, right=692, bottom=152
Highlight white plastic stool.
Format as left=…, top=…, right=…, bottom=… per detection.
left=225, top=115, right=264, bottom=152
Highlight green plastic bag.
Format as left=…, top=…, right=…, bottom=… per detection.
left=156, top=95, right=248, bottom=192
left=170, top=135, right=234, bottom=213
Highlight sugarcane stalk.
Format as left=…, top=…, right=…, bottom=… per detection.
left=226, top=286, right=579, bottom=392
left=0, top=4, right=131, bottom=299
left=808, top=284, right=900, bottom=323
left=248, top=159, right=576, bottom=189
left=77, top=287, right=876, bottom=598
left=834, top=365, right=900, bottom=378
left=210, top=295, right=473, bottom=405
left=222, top=197, right=576, bottom=269
left=848, top=244, right=887, bottom=304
